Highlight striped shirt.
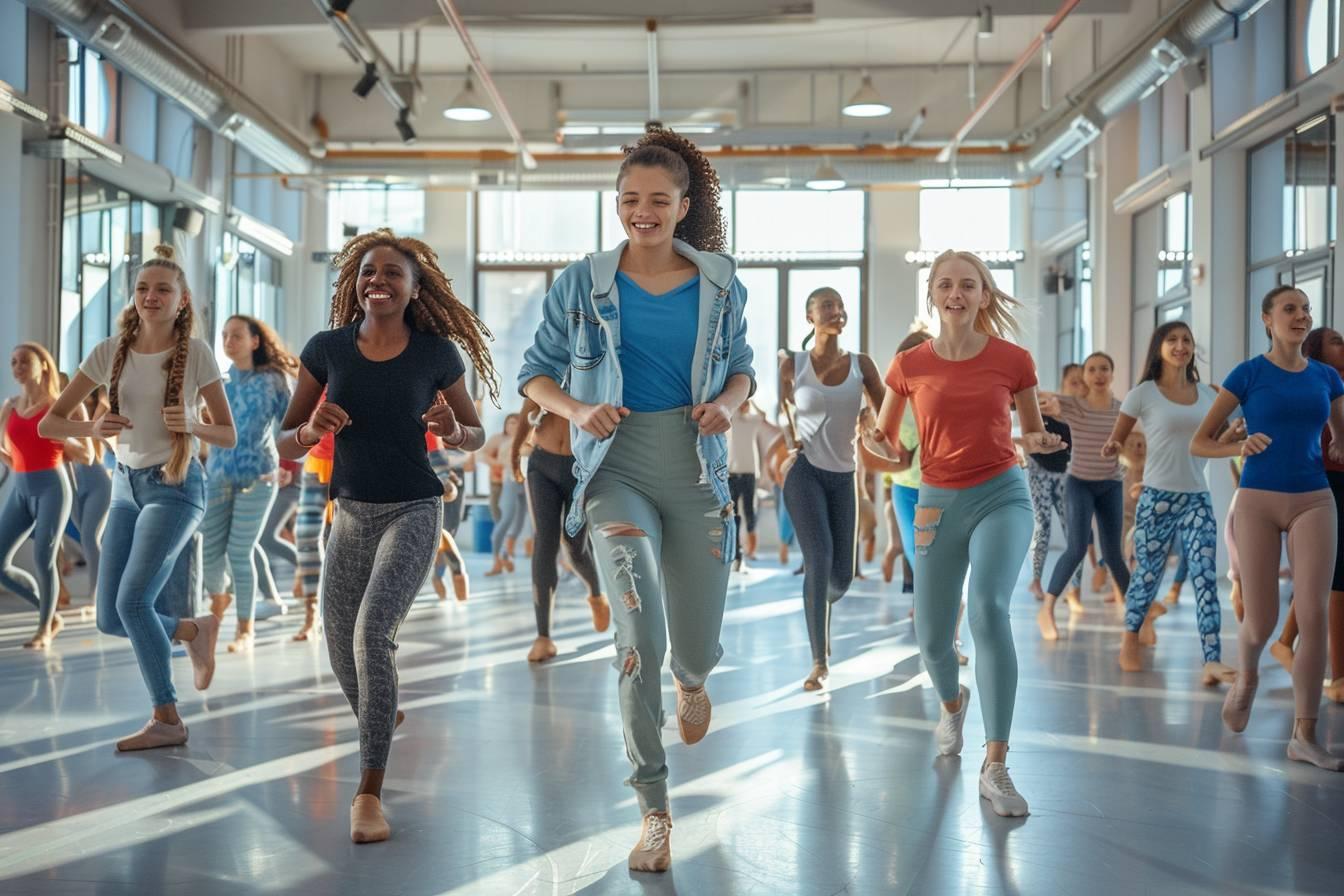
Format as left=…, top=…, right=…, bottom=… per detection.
left=1054, top=395, right=1123, bottom=481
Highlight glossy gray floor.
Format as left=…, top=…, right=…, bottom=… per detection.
left=1, top=553, right=1342, bottom=896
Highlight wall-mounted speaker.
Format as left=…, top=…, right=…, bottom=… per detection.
left=172, top=205, right=204, bottom=237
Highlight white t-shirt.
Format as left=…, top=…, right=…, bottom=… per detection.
left=80, top=336, right=221, bottom=470
left=1118, top=380, right=1216, bottom=493
left=727, top=410, right=765, bottom=475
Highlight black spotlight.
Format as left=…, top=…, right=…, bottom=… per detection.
left=331, top=0, right=356, bottom=12
left=395, top=108, right=416, bottom=144
left=353, top=62, right=378, bottom=98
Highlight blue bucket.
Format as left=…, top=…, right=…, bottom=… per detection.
left=472, top=506, right=495, bottom=554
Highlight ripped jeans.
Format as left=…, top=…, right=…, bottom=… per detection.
left=912, top=466, right=1033, bottom=743
left=585, top=407, right=733, bottom=814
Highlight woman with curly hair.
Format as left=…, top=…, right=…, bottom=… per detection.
left=279, top=229, right=494, bottom=843
left=0, top=342, right=91, bottom=647
left=519, top=127, right=754, bottom=873
left=200, top=315, right=296, bottom=652
left=40, top=246, right=236, bottom=751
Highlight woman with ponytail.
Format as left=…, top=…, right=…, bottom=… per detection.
left=40, top=246, right=236, bottom=751
left=279, top=229, right=492, bottom=844
left=200, top=315, right=296, bottom=652
left=863, top=250, right=1062, bottom=817
left=779, top=287, right=887, bottom=691
left=519, top=127, right=754, bottom=873
left=0, top=342, right=90, bottom=647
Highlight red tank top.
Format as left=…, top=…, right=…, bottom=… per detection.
left=4, top=405, right=64, bottom=472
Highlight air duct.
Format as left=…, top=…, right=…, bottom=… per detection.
left=22, top=0, right=314, bottom=173
left=1024, top=0, right=1265, bottom=173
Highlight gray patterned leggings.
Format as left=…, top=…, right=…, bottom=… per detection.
left=323, top=496, right=441, bottom=769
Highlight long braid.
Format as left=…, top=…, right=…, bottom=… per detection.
left=329, top=229, right=500, bottom=406
left=160, top=301, right=194, bottom=484
left=106, top=303, right=141, bottom=417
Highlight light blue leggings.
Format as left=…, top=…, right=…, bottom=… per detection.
left=913, top=466, right=1033, bottom=742
left=201, top=477, right=279, bottom=621
left=1123, top=488, right=1221, bottom=662
left=491, top=474, right=529, bottom=559
left=0, top=468, right=72, bottom=630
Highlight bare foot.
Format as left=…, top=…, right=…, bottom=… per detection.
left=431, top=572, right=447, bottom=600
left=1201, top=661, right=1237, bottom=686
left=1164, top=583, right=1182, bottom=605
left=803, top=663, right=828, bottom=691
left=1065, top=590, right=1085, bottom=615
left=1091, top=565, right=1109, bottom=594
left=1028, top=580, right=1044, bottom=601
left=1270, top=641, right=1295, bottom=674
left=1037, top=602, right=1059, bottom=641
left=1325, top=678, right=1344, bottom=703
left=1138, top=617, right=1157, bottom=646
left=1118, top=632, right=1143, bottom=672
left=527, top=636, right=558, bottom=663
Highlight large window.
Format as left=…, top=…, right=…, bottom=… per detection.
left=1247, top=115, right=1336, bottom=347
left=65, top=39, right=119, bottom=143
left=58, top=168, right=156, bottom=374
left=1132, top=190, right=1192, bottom=371
left=1053, top=241, right=1092, bottom=379
left=914, top=184, right=1018, bottom=336
left=1293, top=0, right=1341, bottom=81
left=212, top=233, right=284, bottom=368
left=327, top=184, right=426, bottom=249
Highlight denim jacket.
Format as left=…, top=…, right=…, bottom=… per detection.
left=517, top=239, right=755, bottom=563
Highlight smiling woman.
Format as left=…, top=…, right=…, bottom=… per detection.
left=277, top=229, right=497, bottom=845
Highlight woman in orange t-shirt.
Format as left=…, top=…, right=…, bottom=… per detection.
left=863, top=250, right=1063, bottom=819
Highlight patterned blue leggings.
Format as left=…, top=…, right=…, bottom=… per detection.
left=1123, top=488, right=1221, bottom=662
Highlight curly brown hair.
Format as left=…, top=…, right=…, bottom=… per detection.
left=329, top=229, right=500, bottom=405
left=619, top=126, right=727, bottom=253
left=109, top=245, right=195, bottom=484
left=225, top=314, right=299, bottom=378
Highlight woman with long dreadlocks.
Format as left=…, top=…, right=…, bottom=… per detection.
left=519, top=127, right=755, bottom=873
left=279, top=229, right=496, bottom=844
left=41, top=246, right=236, bottom=751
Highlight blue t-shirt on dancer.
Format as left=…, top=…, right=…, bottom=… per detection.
left=1222, top=355, right=1344, bottom=493
left=615, top=272, right=699, bottom=412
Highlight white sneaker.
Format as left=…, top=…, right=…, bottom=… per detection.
left=935, top=684, right=970, bottom=756
left=979, top=761, right=1029, bottom=817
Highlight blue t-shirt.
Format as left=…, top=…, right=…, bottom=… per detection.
left=206, top=366, right=291, bottom=487
left=1222, top=355, right=1344, bottom=493
left=616, top=272, right=699, bottom=412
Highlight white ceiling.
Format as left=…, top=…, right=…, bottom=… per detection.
left=258, top=15, right=1099, bottom=76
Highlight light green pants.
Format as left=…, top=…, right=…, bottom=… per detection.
left=914, top=466, right=1033, bottom=742
left=584, top=407, right=733, bottom=814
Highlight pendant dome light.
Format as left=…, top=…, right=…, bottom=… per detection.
left=842, top=73, right=892, bottom=118
left=443, top=71, right=492, bottom=122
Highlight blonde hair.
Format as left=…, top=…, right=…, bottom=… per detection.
left=109, top=245, right=195, bottom=484
left=926, top=250, right=1023, bottom=339
left=13, top=342, right=61, bottom=402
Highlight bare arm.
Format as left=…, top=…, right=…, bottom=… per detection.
left=61, top=403, right=93, bottom=464
left=430, top=377, right=485, bottom=453
left=1015, top=386, right=1066, bottom=455
left=278, top=366, right=338, bottom=460
left=37, top=371, right=102, bottom=442
left=186, top=380, right=236, bottom=449
left=510, top=398, right=538, bottom=483
left=0, top=398, right=13, bottom=467
left=1191, top=389, right=1255, bottom=459
left=864, top=385, right=908, bottom=464
left=1103, top=412, right=1139, bottom=459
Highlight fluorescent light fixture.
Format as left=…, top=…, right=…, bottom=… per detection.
left=444, top=74, right=492, bottom=122
left=0, top=79, right=48, bottom=123
left=230, top=212, right=295, bottom=257
left=761, top=175, right=793, bottom=186
left=806, top=160, right=846, bottom=191
left=842, top=74, right=892, bottom=118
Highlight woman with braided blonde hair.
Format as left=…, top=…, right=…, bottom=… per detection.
left=279, top=229, right=493, bottom=844
left=41, top=245, right=236, bottom=751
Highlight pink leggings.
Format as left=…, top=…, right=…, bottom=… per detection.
left=1224, top=491, right=1239, bottom=579
left=1234, top=487, right=1336, bottom=719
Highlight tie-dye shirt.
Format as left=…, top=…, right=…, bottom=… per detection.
left=207, top=366, right=291, bottom=486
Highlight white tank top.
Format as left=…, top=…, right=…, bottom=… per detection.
left=792, top=351, right=864, bottom=473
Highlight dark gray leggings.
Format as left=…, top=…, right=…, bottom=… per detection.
left=1046, top=475, right=1130, bottom=597
left=322, top=496, right=440, bottom=770
left=526, top=446, right=602, bottom=636
left=782, top=454, right=856, bottom=664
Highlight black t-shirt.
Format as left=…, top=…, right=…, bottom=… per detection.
left=1029, top=415, right=1073, bottom=474
left=300, top=323, right=466, bottom=503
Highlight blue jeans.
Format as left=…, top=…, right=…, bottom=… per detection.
left=98, top=460, right=206, bottom=707
left=0, top=468, right=72, bottom=629
left=1046, top=476, right=1130, bottom=598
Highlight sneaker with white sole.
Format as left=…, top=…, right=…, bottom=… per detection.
left=979, top=761, right=1029, bottom=817
left=675, top=679, right=711, bottom=745
left=935, top=684, right=971, bottom=756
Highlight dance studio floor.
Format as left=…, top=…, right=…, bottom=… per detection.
left=0, top=553, right=1341, bottom=896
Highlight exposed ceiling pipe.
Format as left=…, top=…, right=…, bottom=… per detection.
left=23, top=0, right=313, bottom=173
left=1022, top=0, right=1267, bottom=172
left=432, top=0, right=538, bottom=170
left=936, top=0, right=1081, bottom=163
left=646, top=19, right=660, bottom=122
